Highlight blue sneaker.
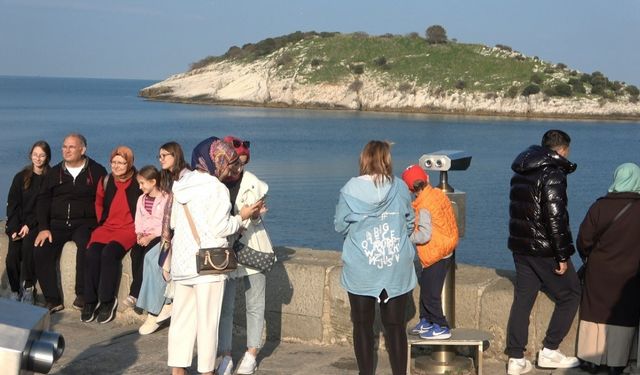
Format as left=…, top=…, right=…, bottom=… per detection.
left=419, top=323, right=451, bottom=340
left=410, top=318, right=433, bottom=335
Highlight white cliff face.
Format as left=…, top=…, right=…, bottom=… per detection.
left=141, top=60, right=640, bottom=118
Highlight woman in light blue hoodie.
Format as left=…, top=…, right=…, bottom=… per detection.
left=334, top=140, right=417, bottom=375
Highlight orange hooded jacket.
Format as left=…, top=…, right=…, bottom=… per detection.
left=413, top=185, right=459, bottom=267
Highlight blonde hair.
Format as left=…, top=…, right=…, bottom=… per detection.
left=359, top=140, right=393, bottom=186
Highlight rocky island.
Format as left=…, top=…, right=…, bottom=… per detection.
left=140, top=29, right=640, bottom=121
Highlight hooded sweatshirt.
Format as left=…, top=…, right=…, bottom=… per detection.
left=335, top=175, right=417, bottom=301
left=170, top=170, right=241, bottom=282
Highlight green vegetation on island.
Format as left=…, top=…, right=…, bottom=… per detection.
left=188, top=26, right=639, bottom=103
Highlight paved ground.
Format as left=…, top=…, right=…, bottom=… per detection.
left=47, top=309, right=633, bottom=374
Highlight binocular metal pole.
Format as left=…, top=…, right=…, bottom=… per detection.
left=414, top=187, right=473, bottom=374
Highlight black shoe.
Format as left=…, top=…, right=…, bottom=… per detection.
left=45, top=301, right=64, bottom=314
left=96, top=298, right=118, bottom=324
left=579, top=360, right=600, bottom=374
left=608, top=366, right=625, bottom=375
left=72, top=295, right=85, bottom=310
left=80, top=302, right=100, bottom=322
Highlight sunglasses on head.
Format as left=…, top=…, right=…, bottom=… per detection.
left=232, top=140, right=250, bottom=149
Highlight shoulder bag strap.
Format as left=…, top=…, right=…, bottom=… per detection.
left=182, top=203, right=201, bottom=247
left=592, top=200, right=636, bottom=244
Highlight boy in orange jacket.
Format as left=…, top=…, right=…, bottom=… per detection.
left=402, top=165, right=459, bottom=339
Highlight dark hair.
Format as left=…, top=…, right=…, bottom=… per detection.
left=413, top=180, right=427, bottom=192
left=137, top=165, right=160, bottom=185
left=23, top=140, right=51, bottom=190
left=159, top=141, right=189, bottom=192
left=541, top=129, right=571, bottom=151
left=359, top=140, right=393, bottom=186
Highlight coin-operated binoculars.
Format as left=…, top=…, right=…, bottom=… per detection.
left=0, top=298, right=65, bottom=374
left=415, top=150, right=472, bottom=374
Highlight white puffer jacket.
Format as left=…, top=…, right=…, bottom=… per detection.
left=170, top=170, right=241, bottom=282
left=232, top=170, right=275, bottom=278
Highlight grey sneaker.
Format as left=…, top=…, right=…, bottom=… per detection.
left=21, top=286, right=35, bottom=304
left=8, top=291, right=21, bottom=301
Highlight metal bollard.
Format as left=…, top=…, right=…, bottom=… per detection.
left=0, top=298, right=65, bottom=374
left=415, top=152, right=472, bottom=374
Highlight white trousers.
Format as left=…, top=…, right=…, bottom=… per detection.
left=167, top=280, right=225, bottom=372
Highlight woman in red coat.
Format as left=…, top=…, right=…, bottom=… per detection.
left=81, top=146, right=141, bottom=324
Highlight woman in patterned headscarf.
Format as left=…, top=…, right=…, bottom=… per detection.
left=167, top=138, right=262, bottom=375
left=576, top=163, right=640, bottom=375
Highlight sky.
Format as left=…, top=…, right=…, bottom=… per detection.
left=1, top=0, right=639, bottom=85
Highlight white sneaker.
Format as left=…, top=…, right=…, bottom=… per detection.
left=236, top=352, right=257, bottom=374
left=537, top=347, right=580, bottom=369
left=156, top=303, right=172, bottom=324
left=138, top=314, right=160, bottom=335
left=216, top=355, right=233, bottom=375
left=507, top=357, right=532, bottom=375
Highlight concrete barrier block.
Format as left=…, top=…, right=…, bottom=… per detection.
left=60, top=242, right=78, bottom=308
left=268, top=247, right=335, bottom=318
left=0, top=222, right=9, bottom=292
left=479, top=277, right=535, bottom=361
left=327, top=263, right=350, bottom=344
left=533, top=291, right=580, bottom=356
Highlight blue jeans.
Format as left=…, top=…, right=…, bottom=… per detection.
left=135, top=243, right=168, bottom=315
left=218, top=272, right=266, bottom=352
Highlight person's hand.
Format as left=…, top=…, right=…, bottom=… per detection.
left=11, top=232, right=19, bottom=240
left=18, top=225, right=29, bottom=238
left=554, top=261, right=568, bottom=275
left=35, top=230, right=53, bottom=247
left=239, top=201, right=263, bottom=221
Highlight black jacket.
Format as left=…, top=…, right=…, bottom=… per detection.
left=5, top=169, right=45, bottom=236
left=508, top=145, right=577, bottom=261
left=98, top=173, right=141, bottom=225
left=36, top=157, right=107, bottom=231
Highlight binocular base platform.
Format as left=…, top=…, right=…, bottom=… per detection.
left=407, top=327, right=491, bottom=375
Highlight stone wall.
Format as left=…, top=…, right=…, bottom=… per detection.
left=0, top=221, right=578, bottom=362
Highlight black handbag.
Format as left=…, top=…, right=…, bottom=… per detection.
left=183, top=204, right=237, bottom=275
left=233, top=240, right=276, bottom=272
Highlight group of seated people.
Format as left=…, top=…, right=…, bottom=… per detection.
left=5, top=133, right=272, bottom=375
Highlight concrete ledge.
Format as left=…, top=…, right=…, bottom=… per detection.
left=0, top=221, right=578, bottom=361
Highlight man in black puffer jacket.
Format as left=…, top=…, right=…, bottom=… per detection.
left=505, top=130, right=581, bottom=375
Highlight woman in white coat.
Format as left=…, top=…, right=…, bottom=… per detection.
left=217, top=136, right=274, bottom=375
left=167, top=138, right=262, bottom=375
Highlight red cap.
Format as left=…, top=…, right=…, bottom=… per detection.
left=402, top=164, right=429, bottom=192
left=223, top=135, right=250, bottom=164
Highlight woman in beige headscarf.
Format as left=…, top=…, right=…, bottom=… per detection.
left=576, top=163, right=640, bottom=375
left=81, top=146, right=141, bottom=324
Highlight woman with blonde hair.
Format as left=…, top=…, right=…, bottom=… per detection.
left=334, top=140, right=417, bottom=375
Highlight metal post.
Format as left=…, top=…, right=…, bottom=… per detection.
left=414, top=190, right=472, bottom=374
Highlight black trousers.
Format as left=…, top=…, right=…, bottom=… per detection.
left=348, top=290, right=410, bottom=375
left=419, top=256, right=452, bottom=327
left=505, top=253, right=581, bottom=358
left=33, top=223, right=92, bottom=304
left=84, top=242, right=127, bottom=304
left=128, top=237, right=160, bottom=298
left=5, top=230, right=38, bottom=292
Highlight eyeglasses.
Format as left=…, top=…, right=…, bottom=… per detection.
left=158, top=152, right=173, bottom=160
left=232, top=140, right=250, bottom=149
left=111, top=160, right=127, bottom=166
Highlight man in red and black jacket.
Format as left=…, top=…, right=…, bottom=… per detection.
left=34, top=133, right=107, bottom=313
